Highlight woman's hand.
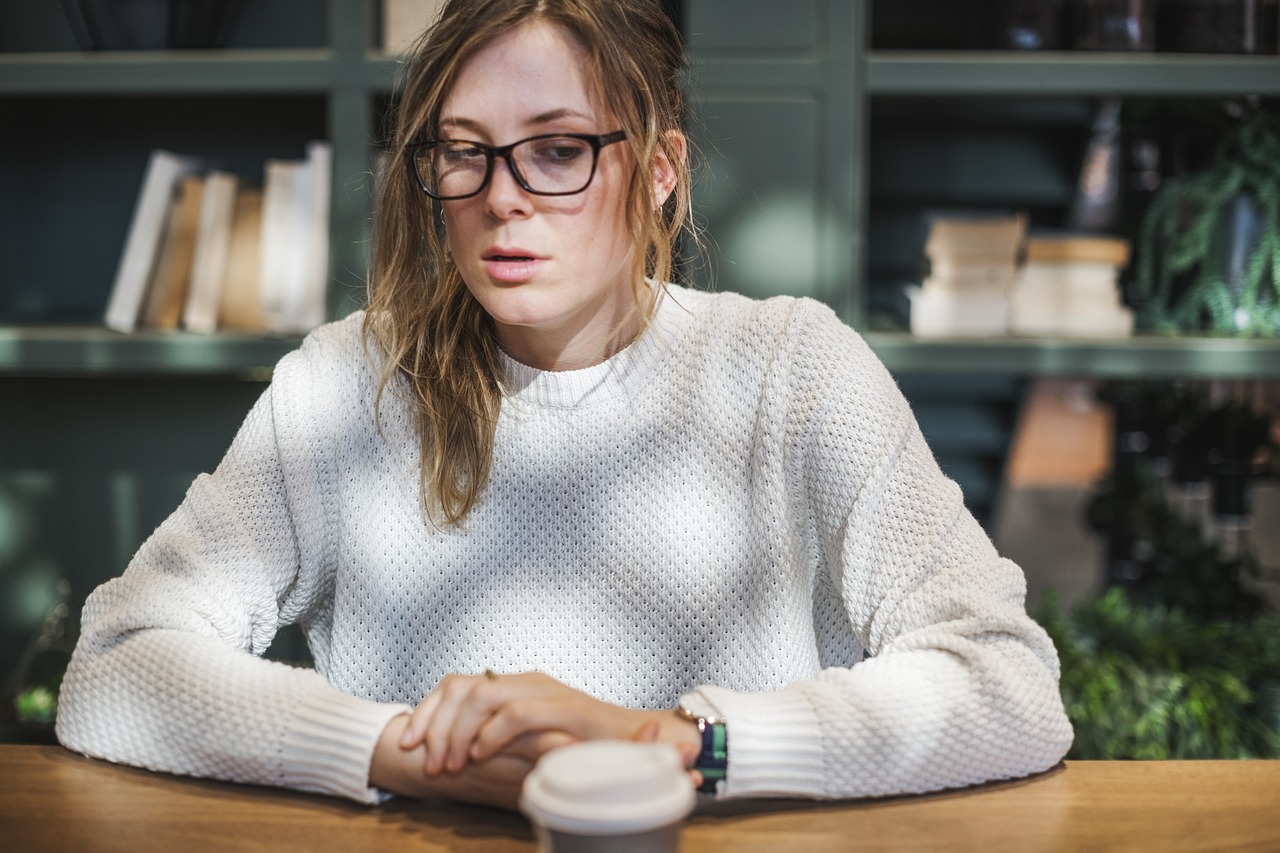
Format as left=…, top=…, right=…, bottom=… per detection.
left=398, top=671, right=702, bottom=778
left=370, top=712, right=545, bottom=810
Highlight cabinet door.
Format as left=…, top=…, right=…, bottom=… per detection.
left=685, top=0, right=863, bottom=324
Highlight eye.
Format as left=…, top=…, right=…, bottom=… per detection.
left=438, top=142, right=487, bottom=165
left=529, top=138, right=590, bottom=165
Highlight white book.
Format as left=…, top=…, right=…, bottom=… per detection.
left=907, top=285, right=1009, bottom=338
left=262, top=141, right=332, bottom=335
left=1012, top=307, right=1133, bottom=338
left=104, top=149, right=204, bottom=333
left=258, top=158, right=299, bottom=334
left=299, top=140, right=332, bottom=333
left=926, top=261, right=1018, bottom=290
left=1017, top=261, right=1120, bottom=293
left=182, top=171, right=240, bottom=334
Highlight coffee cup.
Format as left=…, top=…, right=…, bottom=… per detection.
left=519, top=740, right=697, bottom=853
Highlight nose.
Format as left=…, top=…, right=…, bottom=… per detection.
left=483, top=155, right=533, bottom=220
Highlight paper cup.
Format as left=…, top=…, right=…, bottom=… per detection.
left=520, top=741, right=696, bottom=853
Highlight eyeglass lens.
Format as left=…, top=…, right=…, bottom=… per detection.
left=420, top=136, right=600, bottom=198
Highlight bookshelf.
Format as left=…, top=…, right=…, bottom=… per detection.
left=2, top=0, right=1277, bottom=376
left=686, top=0, right=1280, bottom=379
left=0, top=0, right=394, bottom=377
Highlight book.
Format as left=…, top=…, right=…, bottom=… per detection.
left=924, top=211, right=1028, bottom=265
left=1024, top=234, right=1130, bottom=266
left=1010, top=234, right=1133, bottom=337
left=260, top=141, right=332, bottom=336
left=141, top=174, right=205, bottom=330
left=104, top=149, right=204, bottom=333
left=382, top=0, right=448, bottom=54
left=909, top=211, right=1028, bottom=336
left=217, top=188, right=265, bottom=332
left=907, top=285, right=1010, bottom=338
left=182, top=170, right=240, bottom=334
left=258, top=158, right=298, bottom=334
left=298, top=140, right=332, bottom=334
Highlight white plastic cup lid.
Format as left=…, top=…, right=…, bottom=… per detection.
left=519, top=741, right=697, bottom=835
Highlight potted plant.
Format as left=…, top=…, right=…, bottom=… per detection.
left=1040, top=588, right=1280, bottom=759
left=1134, top=108, right=1280, bottom=335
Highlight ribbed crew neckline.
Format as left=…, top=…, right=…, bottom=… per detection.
left=498, top=286, right=694, bottom=409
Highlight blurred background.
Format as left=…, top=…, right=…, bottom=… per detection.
left=2, top=0, right=1278, bottom=756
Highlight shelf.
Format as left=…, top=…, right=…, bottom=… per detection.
left=867, top=51, right=1280, bottom=97
left=0, top=50, right=340, bottom=95
left=0, top=326, right=300, bottom=378
left=864, top=332, right=1280, bottom=378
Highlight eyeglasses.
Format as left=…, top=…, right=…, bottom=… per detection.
left=408, top=131, right=627, bottom=200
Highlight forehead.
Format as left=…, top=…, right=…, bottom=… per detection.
left=441, top=21, right=603, bottom=133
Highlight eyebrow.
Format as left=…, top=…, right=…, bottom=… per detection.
left=438, top=108, right=596, bottom=135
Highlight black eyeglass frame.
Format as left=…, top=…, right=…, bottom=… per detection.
left=408, top=130, right=628, bottom=200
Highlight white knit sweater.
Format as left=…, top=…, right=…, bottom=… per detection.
left=57, top=286, right=1072, bottom=804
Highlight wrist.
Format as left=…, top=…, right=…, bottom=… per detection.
left=675, top=704, right=729, bottom=795
left=370, top=714, right=435, bottom=798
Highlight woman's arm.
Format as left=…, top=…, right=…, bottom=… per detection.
left=56, top=329, right=412, bottom=804
left=690, top=301, right=1073, bottom=799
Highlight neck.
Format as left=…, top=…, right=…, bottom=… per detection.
left=495, top=283, right=653, bottom=371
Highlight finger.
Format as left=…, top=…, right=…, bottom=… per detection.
left=443, top=680, right=508, bottom=773
left=470, top=697, right=580, bottom=762
left=676, top=740, right=699, bottom=769
left=421, top=676, right=485, bottom=775
left=400, top=691, right=443, bottom=749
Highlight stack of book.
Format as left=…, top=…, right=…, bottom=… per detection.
left=104, top=143, right=332, bottom=336
left=907, top=212, right=1027, bottom=337
left=1010, top=234, right=1133, bottom=337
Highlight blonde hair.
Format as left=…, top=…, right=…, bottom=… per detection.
left=364, top=0, right=694, bottom=525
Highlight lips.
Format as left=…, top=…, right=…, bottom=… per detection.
left=482, top=247, right=546, bottom=283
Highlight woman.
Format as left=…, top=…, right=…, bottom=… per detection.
left=56, top=0, right=1072, bottom=810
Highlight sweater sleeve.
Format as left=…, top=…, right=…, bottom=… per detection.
left=55, top=325, right=410, bottom=804
left=694, top=300, right=1073, bottom=799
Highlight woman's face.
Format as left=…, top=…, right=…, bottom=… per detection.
left=438, top=21, right=641, bottom=371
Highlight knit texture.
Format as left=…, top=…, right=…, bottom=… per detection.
left=56, top=286, right=1073, bottom=803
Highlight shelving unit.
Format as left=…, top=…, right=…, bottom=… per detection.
left=687, top=0, right=1280, bottom=379
left=3, top=0, right=1277, bottom=377
left=867, top=332, right=1280, bottom=379
left=866, top=51, right=1280, bottom=96
left=0, top=0, right=396, bottom=377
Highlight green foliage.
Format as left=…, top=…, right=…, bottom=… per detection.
left=1135, top=110, right=1280, bottom=335
left=1040, top=589, right=1280, bottom=759
left=14, top=683, right=58, bottom=725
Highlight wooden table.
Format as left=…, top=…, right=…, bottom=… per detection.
left=2, top=746, right=1278, bottom=851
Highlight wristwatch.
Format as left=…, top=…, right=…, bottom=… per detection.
left=676, top=704, right=728, bottom=795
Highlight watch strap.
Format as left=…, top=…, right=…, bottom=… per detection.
left=694, top=717, right=728, bottom=794
left=677, top=705, right=728, bottom=794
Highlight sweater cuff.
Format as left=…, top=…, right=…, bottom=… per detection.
left=280, top=688, right=411, bottom=804
left=695, top=685, right=825, bottom=799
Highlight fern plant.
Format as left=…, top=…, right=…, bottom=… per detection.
left=1040, top=588, right=1280, bottom=759
left=1135, top=110, right=1280, bottom=335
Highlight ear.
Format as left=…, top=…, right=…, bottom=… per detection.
left=651, top=130, right=686, bottom=208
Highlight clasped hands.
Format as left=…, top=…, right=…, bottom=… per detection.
left=371, top=671, right=702, bottom=809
